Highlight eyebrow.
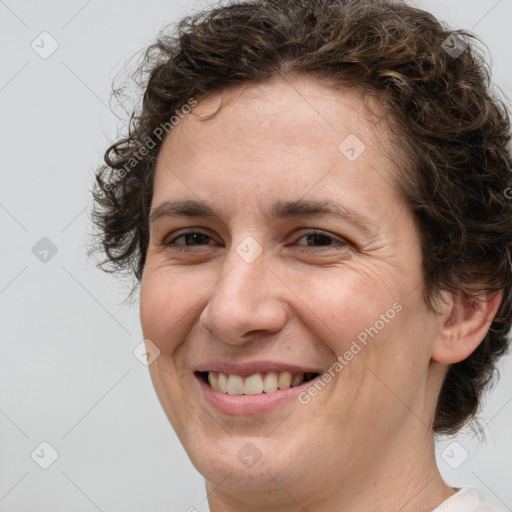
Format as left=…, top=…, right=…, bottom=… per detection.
left=149, top=198, right=374, bottom=234
left=149, top=199, right=217, bottom=224
left=272, top=199, right=374, bottom=235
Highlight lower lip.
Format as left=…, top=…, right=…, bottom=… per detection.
left=196, top=374, right=314, bottom=415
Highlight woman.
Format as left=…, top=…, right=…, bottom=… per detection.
left=92, top=0, right=512, bottom=510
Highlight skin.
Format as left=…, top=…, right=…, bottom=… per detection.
left=139, top=76, right=501, bottom=512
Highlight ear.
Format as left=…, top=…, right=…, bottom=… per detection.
left=431, top=290, right=502, bottom=365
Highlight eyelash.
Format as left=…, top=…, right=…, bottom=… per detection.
left=163, top=230, right=349, bottom=252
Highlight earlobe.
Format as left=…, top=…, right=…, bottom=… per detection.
left=431, top=290, right=502, bottom=365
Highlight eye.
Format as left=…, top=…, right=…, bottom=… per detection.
left=294, top=230, right=349, bottom=250
left=164, top=230, right=219, bottom=248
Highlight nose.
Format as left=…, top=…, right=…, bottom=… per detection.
left=199, top=243, right=288, bottom=346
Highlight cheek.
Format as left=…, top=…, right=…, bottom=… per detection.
left=139, top=268, right=197, bottom=353
left=288, top=265, right=400, bottom=355
left=303, top=263, right=432, bottom=387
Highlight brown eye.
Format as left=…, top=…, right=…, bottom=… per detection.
left=164, top=231, right=220, bottom=250
left=301, top=233, right=335, bottom=247
left=296, top=230, right=348, bottom=249
left=168, top=232, right=212, bottom=246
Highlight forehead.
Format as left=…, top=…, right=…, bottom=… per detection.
left=173, top=76, right=388, bottom=154
left=152, top=76, right=403, bottom=217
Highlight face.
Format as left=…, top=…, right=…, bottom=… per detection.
left=140, top=77, right=447, bottom=508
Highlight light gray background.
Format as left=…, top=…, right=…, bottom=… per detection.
left=0, top=0, right=511, bottom=511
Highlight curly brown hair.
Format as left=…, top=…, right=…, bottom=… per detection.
left=91, top=0, right=512, bottom=434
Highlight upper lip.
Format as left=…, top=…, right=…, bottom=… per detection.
left=194, top=361, right=323, bottom=377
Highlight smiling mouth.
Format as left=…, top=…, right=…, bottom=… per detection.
left=196, top=371, right=320, bottom=395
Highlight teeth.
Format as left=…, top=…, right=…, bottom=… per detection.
left=207, top=371, right=308, bottom=395
left=263, top=372, right=278, bottom=393
left=218, top=372, right=228, bottom=392
left=208, top=371, right=219, bottom=391
left=244, top=374, right=264, bottom=395
left=227, top=375, right=244, bottom=395
left=278, top=371, right=292, bottom=389
left=291, top=372, right=304, bottom=387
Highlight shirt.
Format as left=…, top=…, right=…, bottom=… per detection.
left=433, top=488, right=506, bottom=512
